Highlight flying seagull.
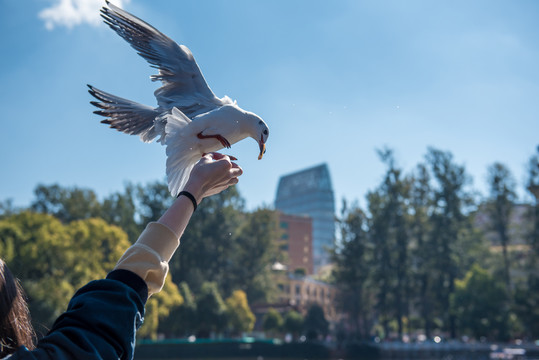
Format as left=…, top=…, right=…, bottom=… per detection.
left=88, top=1, right=269, bottom=197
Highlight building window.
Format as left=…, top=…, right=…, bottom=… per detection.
left=280, top=221, right=289, bottom=229
left=295, top=285, right=301, bottom=295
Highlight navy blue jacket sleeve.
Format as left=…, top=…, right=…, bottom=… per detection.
left=7, top=270, right=148, bottom=360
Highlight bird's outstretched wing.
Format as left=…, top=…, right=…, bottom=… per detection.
left=88, top=84, right=161, bottom=143
left=101, top=2, right=231, bottom=118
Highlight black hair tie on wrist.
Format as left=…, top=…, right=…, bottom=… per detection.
left=178, top=191, right=197, bottom=212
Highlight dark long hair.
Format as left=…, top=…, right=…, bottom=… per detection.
left=0, top=258, right=35, bottom=356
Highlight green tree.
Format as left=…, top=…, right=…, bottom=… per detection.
left=225, top=208, right=279, bottom=303
left=0, top=212, right=132, bottom=330
left=31, top=184, right=101, bottom=223
left=513, top=277, right=539, bottom=338
left=514, top=148, right=539, bottom=338
left=486, top=162, right=517, bottom=291
left=196, top=282, right=227, bottom=338
left=0, top=220, right=19, bottom=261
left=138, top=275, right=183, bottom=339
left=0, top=210, right=184, bottom=338
left=366, top=183, right=392, bottom=338
left=283, top=310, right=304, bottom=340
left=159, top=282, right=198, bottom=337
left=366, top=148, right=411, bottom=339
left=409, top=163, right=436, bottom=338
left=525, top=148, right=539, bottom=268
left=101, top=184, right=140, bottom=242
left=0, top=211, right=76, bottom=328
left=66, top=218, right=131, bottom=286
left=451, top=265, right=509, bottom=341
left=263, top=308, right=283, bottom=337
left=303, top=304, right=329, bottom=340
left=136, top=180, right=174, bottom=225
left=225, top=290, right=255, bottom=336
left=332, top=201, right=373, bottom=339
left=0, top=199, right=16, bottom=218
left=425, top=147, right=472, bottom=338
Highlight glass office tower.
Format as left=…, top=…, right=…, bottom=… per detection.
left=275, top=164, right=335, bottom=273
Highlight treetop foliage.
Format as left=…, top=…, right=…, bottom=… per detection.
left=333, top=146, right=539, bottom=341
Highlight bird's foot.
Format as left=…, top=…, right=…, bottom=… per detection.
left=197, top=132, right=231, bottom=148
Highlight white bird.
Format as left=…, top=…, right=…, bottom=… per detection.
left=88, top=1, right=269, bottom=197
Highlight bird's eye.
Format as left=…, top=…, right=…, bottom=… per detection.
left=263, top=129, right=268, bottom=135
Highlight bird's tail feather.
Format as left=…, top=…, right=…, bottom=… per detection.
left=88, top=84, right=160, bottom=143
left=165, top=107, right=199, bottom=196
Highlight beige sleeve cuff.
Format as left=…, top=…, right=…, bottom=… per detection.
left=114, top=222, right=180, bottom=295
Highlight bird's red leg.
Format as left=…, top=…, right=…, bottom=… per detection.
left=197, top=132, right=231, bottom=148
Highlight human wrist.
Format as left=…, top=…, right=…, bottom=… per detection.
left=181, top=181, right=204, bottom=205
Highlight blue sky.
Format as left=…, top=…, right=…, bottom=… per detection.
left=1, top=0, right=538, bottom=211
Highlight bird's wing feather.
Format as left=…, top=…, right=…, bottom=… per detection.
left=101, top=2, right=229, bottom=118
left=88, top=85, right=161, bottom=143
left=165, top=108, right=200, bottom=196
left=166, top=153, right=199, bottom=197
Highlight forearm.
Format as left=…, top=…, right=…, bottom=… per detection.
left=156, top=188, right=199, bottom=237
left=113, top=193, right=197, bottom=295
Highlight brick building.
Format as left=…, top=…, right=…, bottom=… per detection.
left=278, top=213, right=314, bottom=275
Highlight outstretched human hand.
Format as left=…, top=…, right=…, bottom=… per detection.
left=182, top=152, right=243, bottom=204
left=157, top=152, right=242, bottom=236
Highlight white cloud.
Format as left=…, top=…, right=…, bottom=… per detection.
left=39, top=0, right=131, bottom=30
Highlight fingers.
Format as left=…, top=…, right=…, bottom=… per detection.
left=230, top=162, right=243, bottom=177
left=215, top=161, right=242, bottom=187
left=203, top=152, right=226, bottom=161
left=204, top=152, right=242, bottom=178
left=187, top=152, right=243, bottom=200
left=203, top=152, right=237, bottom=162
left=205, top=176, right=240, bottom=197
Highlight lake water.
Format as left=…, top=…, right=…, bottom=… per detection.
left=133, top=340, right=539, bottom=360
